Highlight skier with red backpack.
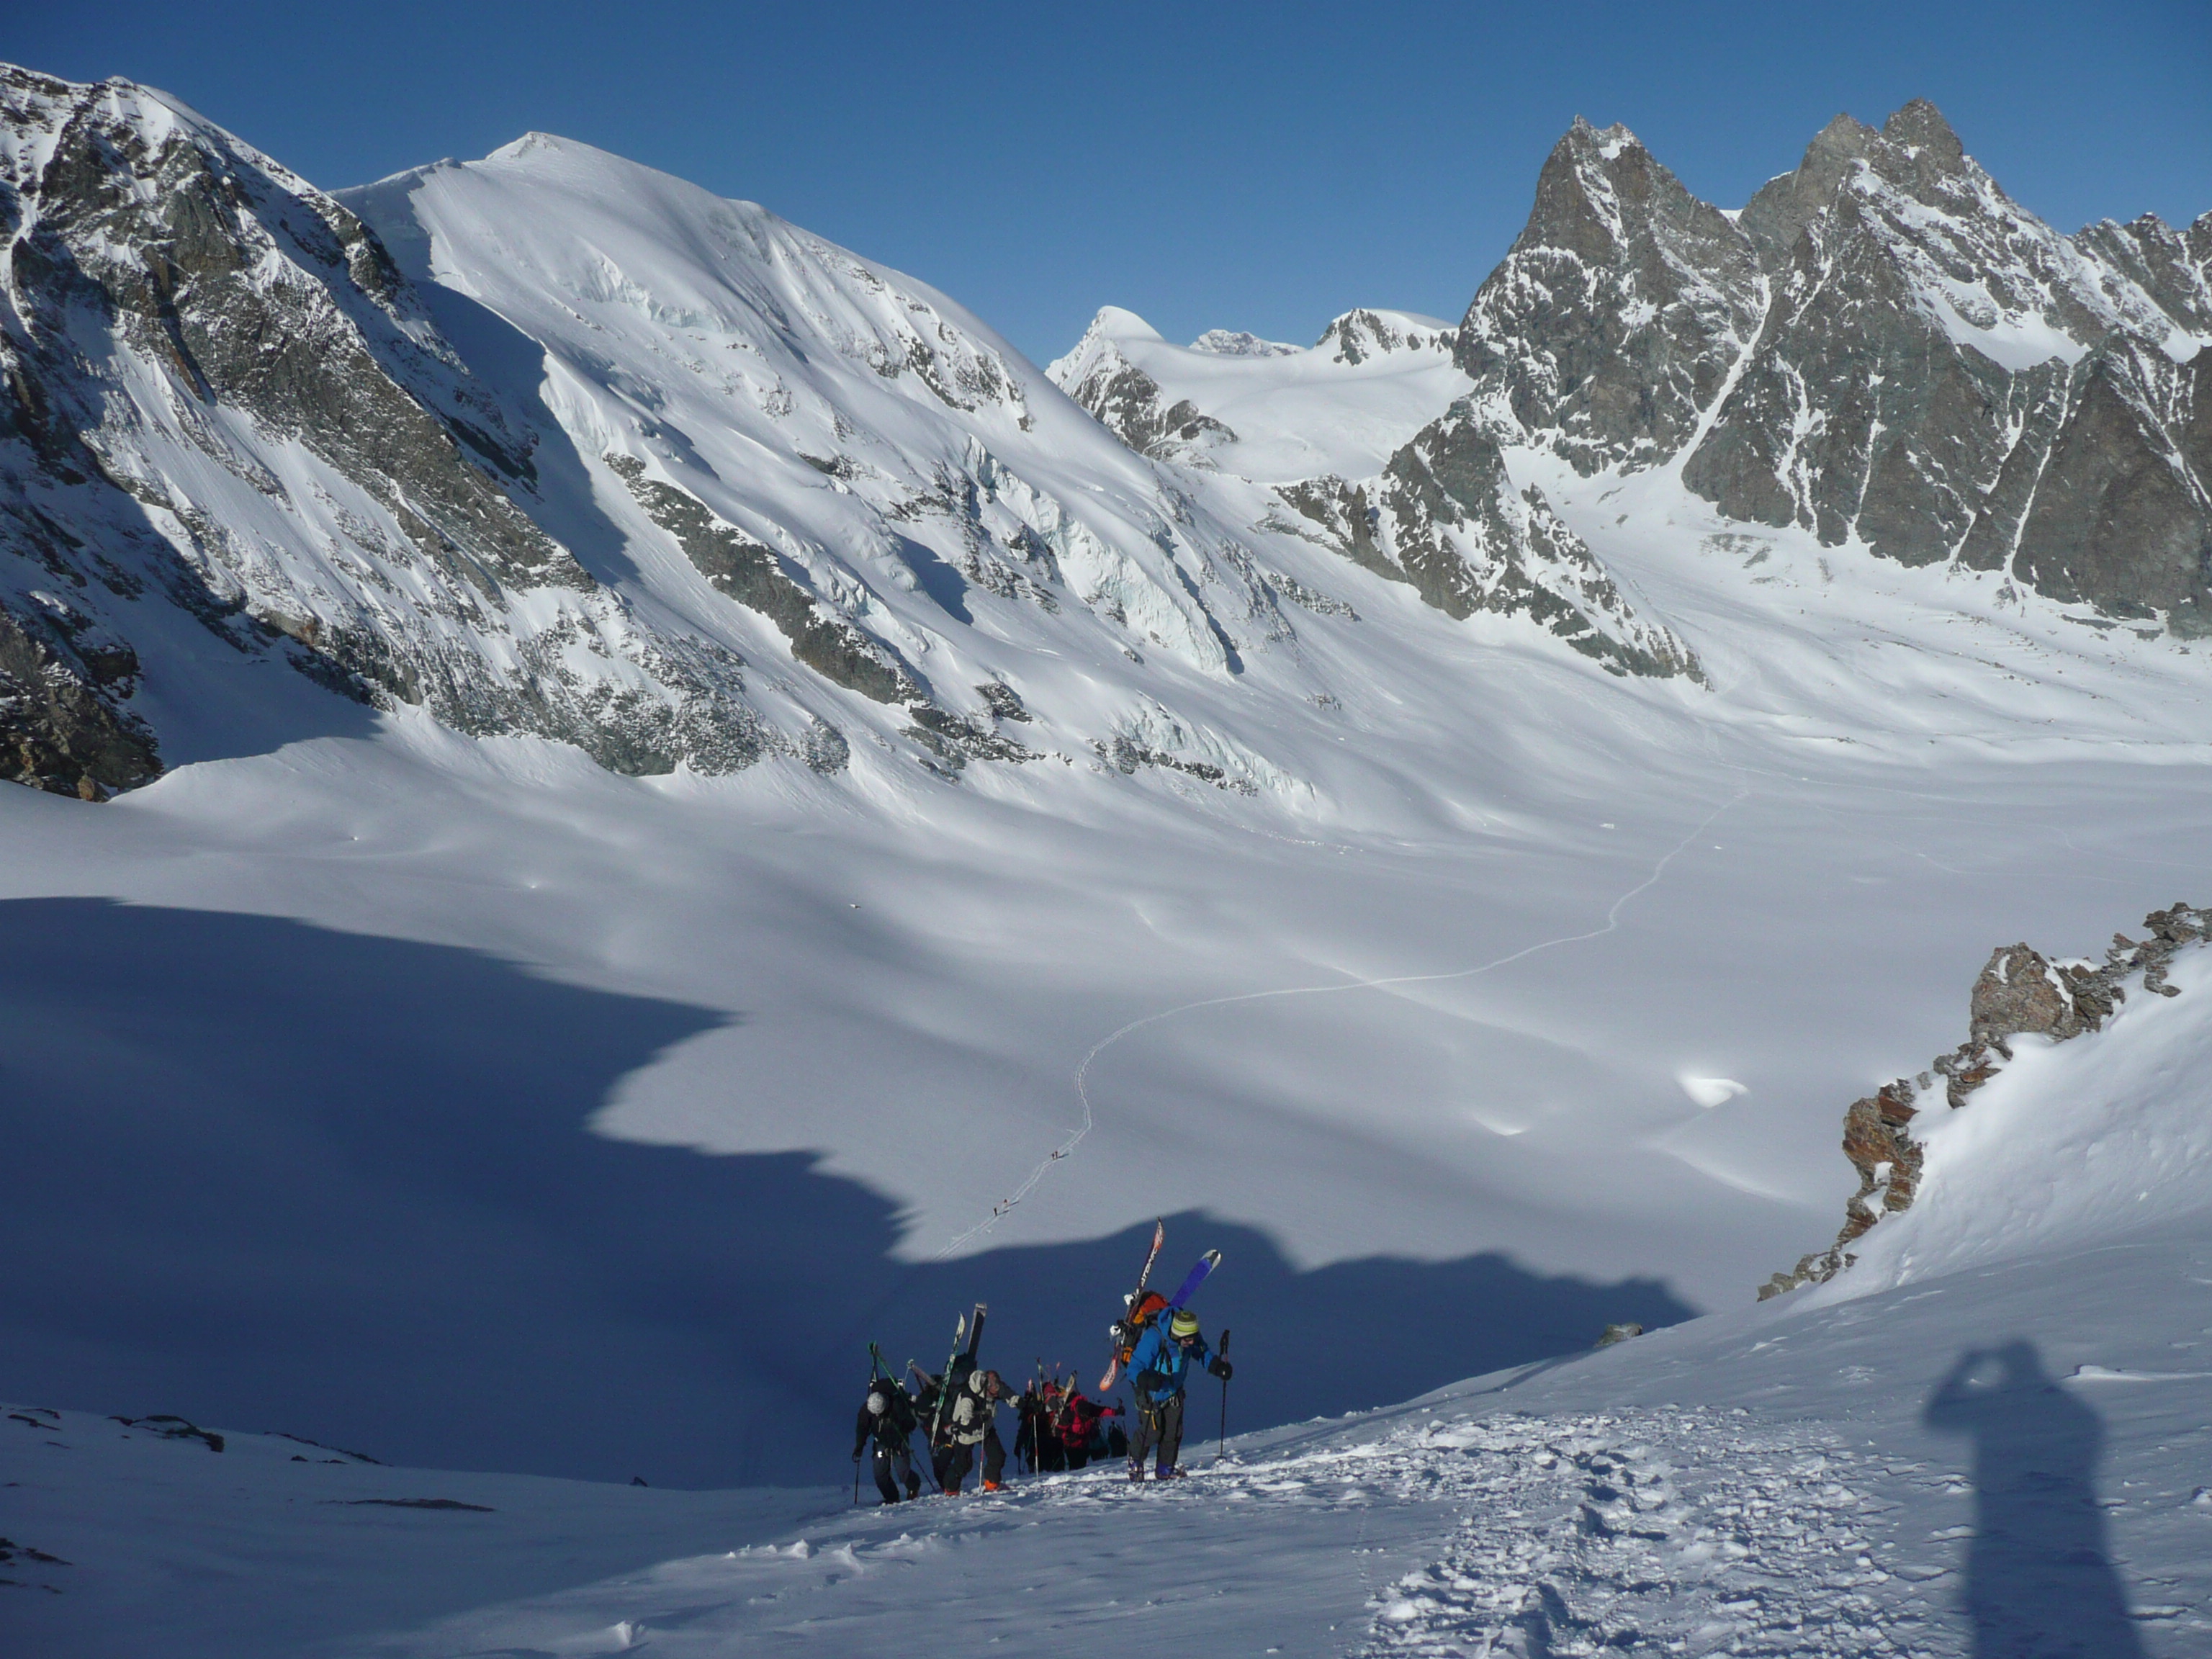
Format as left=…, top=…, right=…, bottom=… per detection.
left=1057, top=1386, right=1119, bottom=1470
left=1123, top=1308, right=1229, bottom=1481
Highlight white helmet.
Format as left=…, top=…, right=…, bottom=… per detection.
left=866, top=1390, right=888, bottom=1416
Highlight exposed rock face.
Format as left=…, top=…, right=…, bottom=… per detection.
left=604, top=455, right=913, bottom=711
left=1457, top=117, right=1766, bottom=476
left=4, top=70, right=1292, bottom=797
left=1759, top=903, right=2209, bottom=1300
left=0, top=65, right=782, bottom=783
left=1047, top=322, right=1238, bottom=465
left=1473, top=100, right=2212, bottom=634
left=1316, top=309, right=1452, bottom=367
left=1052, top=305, right=1694, bottom=679
left=1188, top=329, right=1296, bottom=359
left=1277, top=403, right=1701, bottom=680
left=0, top=600, right=158, bottom=797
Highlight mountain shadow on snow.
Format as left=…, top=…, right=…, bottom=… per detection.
left=0, top=899, right=1691, bottom=1488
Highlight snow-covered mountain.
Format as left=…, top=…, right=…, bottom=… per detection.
left=1, top=66, right=1717, bottom=806
left=1452, top=103, right=2211, bottom=616
left=6, top=55, right=2212, bottom=1570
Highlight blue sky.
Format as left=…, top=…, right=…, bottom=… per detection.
left=11, top=1, right=2208, bottom=363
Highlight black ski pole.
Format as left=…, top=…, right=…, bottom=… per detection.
left=1217, top=1328, right=1232, bottom=1464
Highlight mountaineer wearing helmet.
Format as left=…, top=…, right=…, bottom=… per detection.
left=1123, top=1308, right=1231, bottom=1481
left=853, top=1372, right=922, bottom=1503
left=938, top=1365, right=1011, bottom=1495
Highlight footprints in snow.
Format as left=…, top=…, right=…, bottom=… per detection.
left=1354, top=1408, right=1928, bottom=1658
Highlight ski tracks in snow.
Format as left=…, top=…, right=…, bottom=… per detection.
left=938, top=794, right=1745, bottom=1255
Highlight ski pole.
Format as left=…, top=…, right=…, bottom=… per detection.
left=1217, top=1328, right=1232, bottom=1464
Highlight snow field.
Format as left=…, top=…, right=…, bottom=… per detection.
left=1362, top=1413, right=1907, bottom=1657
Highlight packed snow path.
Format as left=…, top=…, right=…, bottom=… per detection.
left=281, top=1405, right=1910, bottom=1658
left=1359, top=1413, right=1908, bottom=1658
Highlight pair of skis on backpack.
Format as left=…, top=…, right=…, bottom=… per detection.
left=1098, top=1219, right=1219, bottom=1393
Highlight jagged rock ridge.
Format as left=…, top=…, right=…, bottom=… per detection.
left=1053, top=306, right=1699, bottom=680
left=1467, top=101, right=2212, bottom=631
left=1276, top=402, right=1699, bottom=679
left=1760, top=902, right=2209, bottom=1300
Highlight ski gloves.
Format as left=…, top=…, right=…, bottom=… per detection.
left=1207, top=1357, right=1233, bottom=1382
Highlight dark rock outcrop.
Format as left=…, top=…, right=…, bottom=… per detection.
left=0, top=598, right=158, bottom=797
left=1277, top=404, right=1701, bottom=680
left=1760, top=903, right=2208, bottom=1300
left=0, top=66, right=796, bottom=788
left=1051, top=343, right=1236, bottom=464
left=1457, top=117, right=1765, bottom=477
left=603, top=454, right=912, bottom=711
left=1471, top=99, right=2212, bottom=634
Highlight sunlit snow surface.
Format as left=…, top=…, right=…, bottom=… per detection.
left=6, top=121, right=2212, bottom=1657
left=10, top=950, right=2211, bottom=1653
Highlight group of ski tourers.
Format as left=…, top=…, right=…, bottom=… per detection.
left=853, top=1223, right=1233, bottom=1500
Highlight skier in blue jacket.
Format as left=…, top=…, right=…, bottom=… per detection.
left=1123, top=1308, right=1231, bottom=1481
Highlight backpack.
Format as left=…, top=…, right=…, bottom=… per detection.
left=1110, top=1291, right=1171, bottom=1370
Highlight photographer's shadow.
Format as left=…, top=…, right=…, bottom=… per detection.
left=1923, top=1341, right=2144, bottom=1657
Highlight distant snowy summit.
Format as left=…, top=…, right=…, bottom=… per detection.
left=1058, top=100, right=2212, bottom=629
left=1, top=62, right=2205, bottom=804
left=1187, top=329, right=1298, bottom=359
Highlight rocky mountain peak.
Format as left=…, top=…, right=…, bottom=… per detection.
left=1522, top=116, right=1671, bottom=264
left=1316, top=309, right=1449, bottom=367
left=1881, top=96, right=1966, bottom=167
left=1457, top=113, right=1764, bottom=475
left=1187, top=328, right=1297, bottom=359
left=1464, top=94, right=2212, bottom=634
left=1736, top=112, right=1879, bottom=266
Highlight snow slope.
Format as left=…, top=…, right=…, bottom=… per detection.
left=1046, top=304, right=1472, bottom=480
left=10, top=948, right=2209, bottom=1655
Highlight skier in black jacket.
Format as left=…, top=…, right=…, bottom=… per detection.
left=936, top=1366, right=1010, bottom=1494
left=853, top=1375, right=922, bottom=1503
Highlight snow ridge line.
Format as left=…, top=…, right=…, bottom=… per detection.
left=935, top=793, right=1746, bottom=1256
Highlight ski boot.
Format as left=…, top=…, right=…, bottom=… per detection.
left=981, top=1479, right=1004, bottom=1493
left=1156, top=1464, right=1187, bottom=1480
left=1126, top=1457, right=1146, bottom=1483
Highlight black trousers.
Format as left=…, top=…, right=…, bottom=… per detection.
left=870, top=1442, right=920, bottom=1503
left=936, top=1424, right=1005, bottom=1493
left=1128, top=1393, right=1185, bottom=1472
